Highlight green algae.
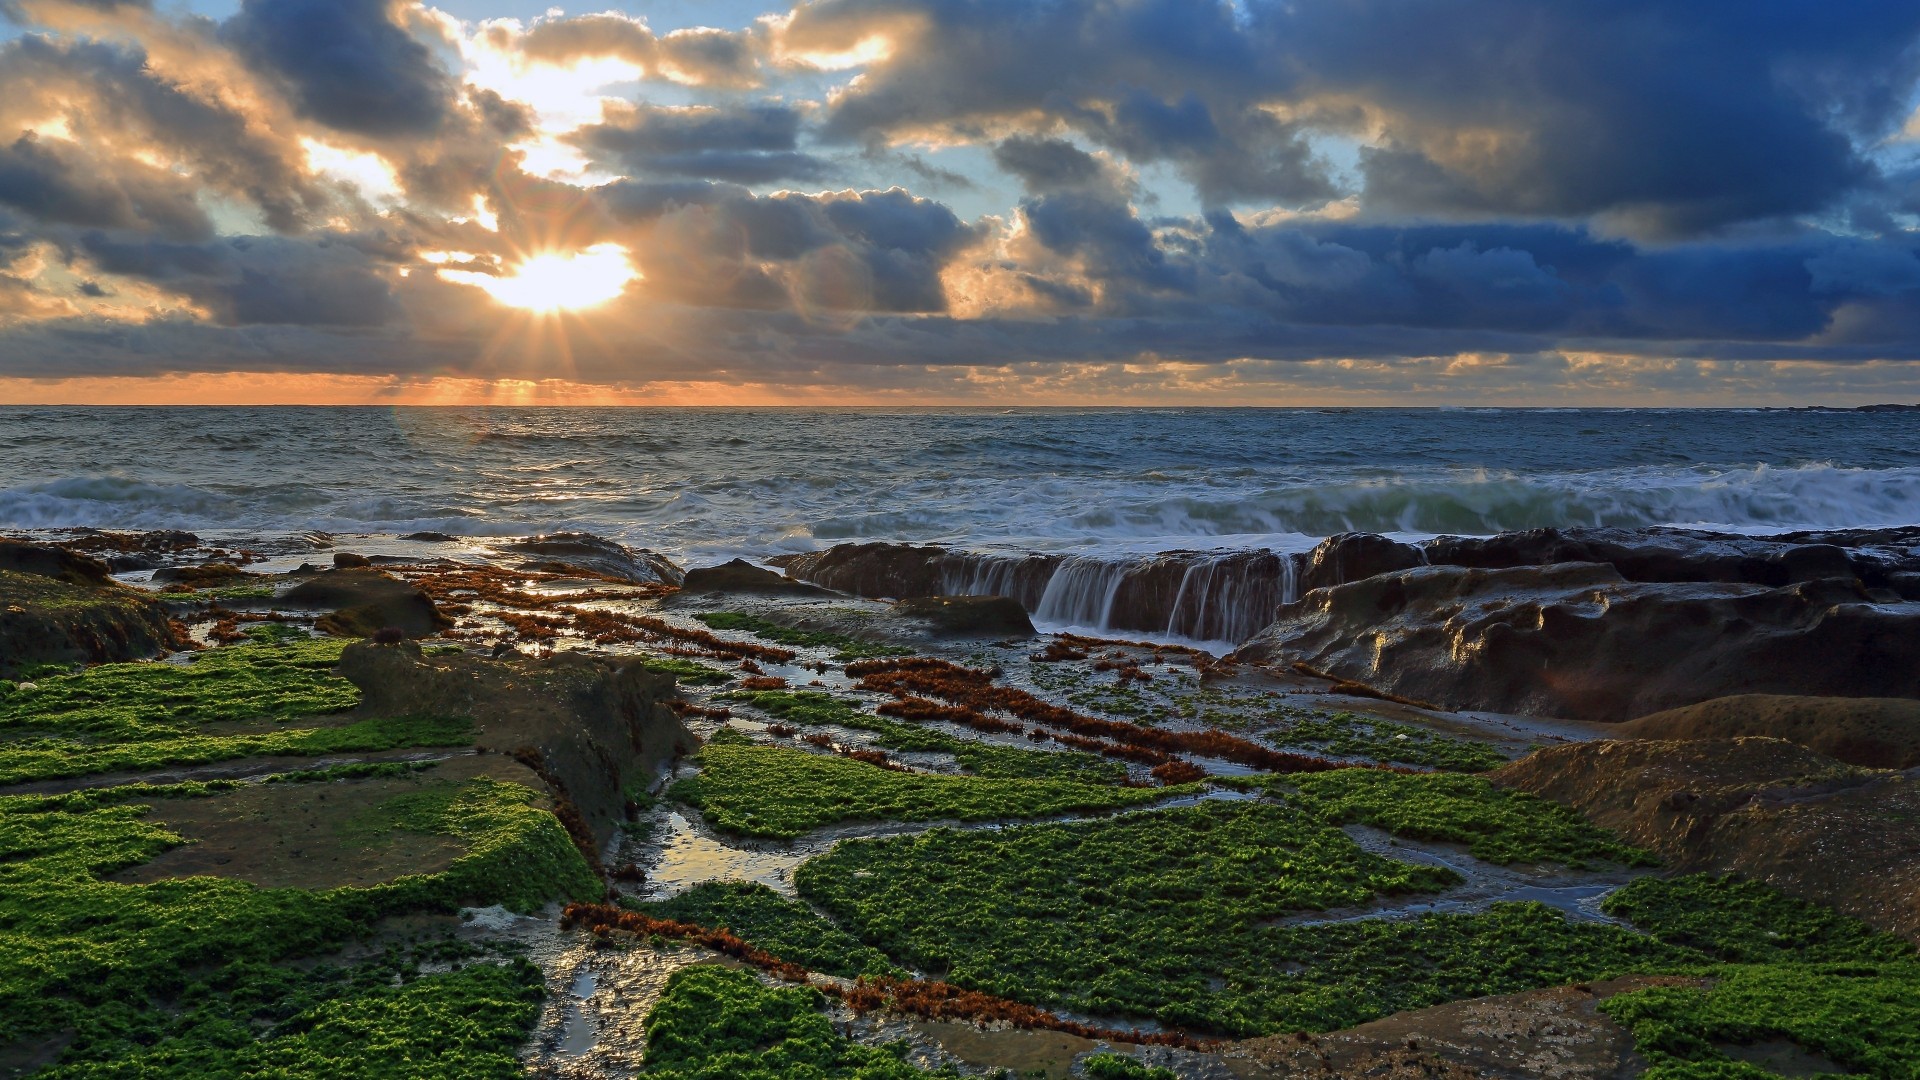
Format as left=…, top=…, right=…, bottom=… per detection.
left=1275, top=769, right=1656, bottom=868
left=0, top=714, right=474, bottom=786
left=641, top=965, right=952, bottom=1079
left=1081, top=1054, right=1177, bottom=1080
left=624, top=881, right=901, bottom=979
left=694, top=611, right=913, bottom=661
left=1601, top=875, right=1916, bottom=965
left=36, top=954, right=545, bottom=1079
left=1268, top=712, right=1510, bottom=772
left=724, top=689, right=1128, bottom=782
left=638, top=656, right=735, bottom=685
left=0, top=638, right=479, bottom=785
left=1602, top=963, right=1920, bottom=1079
left=0, top=772, right=597, bottom=1055
left=668, top=730, right=1185, bottom=839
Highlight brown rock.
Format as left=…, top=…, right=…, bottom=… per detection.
left=0, top=539, right=186, bottom=675
left=336, top=639, right=695, bottom=847
left=680, top=557, right=831, bottom=595
left=1494, top=738, right=1920, bottom=940
left=1298, top=532, right=1424, bottom=594
left=1232, top=563, right=1920, bottom=721
left=1618, top=695, right=1920, bottom=769
left=1224, top=976, right=1683, bottom=1079
left=282, top=567, right=451, bottom=639
left=892, top=595, right=1036, bottom=637
left=497, top=532, right=683, bottom=585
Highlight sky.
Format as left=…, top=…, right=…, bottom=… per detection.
left=1, top=1, right=1919, bottom=405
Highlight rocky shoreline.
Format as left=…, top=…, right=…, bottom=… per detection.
left=1, top=523, right=1916, bottom=1079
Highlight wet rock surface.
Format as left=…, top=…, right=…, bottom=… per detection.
left=1232, top=563, right=1920, bottom=721
left=283, top=567, right=452, bottom=638
left=891, top=594, right=1036, bottom=637
left=1617, top=694, right=1920, bottom=769
left=337, top=640, right=695, bottom=847
left=0, top=538, right=186, bottom=675
left=785, top=543, right=1293, bottom=642
left=1495, top=737, right=1920, bottom=940
left=1223, top=976, right=1684, bottom=1079
left=1297, top=532, right=1425, bottom=594
left=497, top=532, right=684, bottom=586
left=679, top=557, right=831, bottom=596
left=1421, top=526, right=1914, bottom=591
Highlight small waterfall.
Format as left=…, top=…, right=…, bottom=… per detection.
left=1032, top=558, right=1136, bottom=630
left=787, top=541, right=1305, bottom=645
left=933, top=549, right=1301, bottom=644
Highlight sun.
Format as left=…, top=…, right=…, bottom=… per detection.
left=439, top=243, right=638, bottom=313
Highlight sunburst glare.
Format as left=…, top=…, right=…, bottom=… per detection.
left=438, top=244, right=639, bottom=313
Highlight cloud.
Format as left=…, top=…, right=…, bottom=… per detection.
left=0, top=133, right=211, bottom=239
left=569, top=102, right=832, bottom=183
left=510, top=11, right=763, bottom=88
left=223, top=0, right=456, bottom=137
left=0, top=0, right=1915, bottom=403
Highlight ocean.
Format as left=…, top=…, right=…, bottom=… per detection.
left=3, top=406, right=1918, bottom=567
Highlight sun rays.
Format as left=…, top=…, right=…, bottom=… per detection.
left=435, top=243, right=639, bottom=313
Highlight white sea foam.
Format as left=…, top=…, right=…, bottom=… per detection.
left=1, top=408, right=1916, bottom=564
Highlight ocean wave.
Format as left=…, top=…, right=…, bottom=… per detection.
left=3, top=408, right=1918, bottom=563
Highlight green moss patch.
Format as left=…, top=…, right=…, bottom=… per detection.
left=639, top=656, right=735, bottom=685
left=37, top=953, right=545, bottom=1079
left=1601, top=962, right=1920, bottom=1079
left=1277, top=769, right=1656, bottom=868
left=1268, top=712, right=1510, bottom=772
left=0, top=773, right=596, bottom=1054
left=694, top=612, right=913, bottom=661
left=1081, top=1054, right=1177, bottom=1080
left=725, top=689, right=1128, bottom=783
left=641, top=965, right=950, bottom=1079
left=624, top=881, right=900, bottom=979
left=1601, top=875, right=1915, bottom=965
left=669, top=731, right=1183, bottom=839
left=793, top=801, right=1645, bottom=1034
left=0, top=638, right=390, bottom=784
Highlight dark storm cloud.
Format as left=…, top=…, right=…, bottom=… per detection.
left=223, top=0, right=455, bottom=137
left=1266, top=0, right=1920, bottom=235
left=796, top=0, right=1920, bottom=232
left=570, top=103, right=831, bottom=183
left=0, top=0, right=1918, bottom=399
left=75, top=231, right=402, bottom=327
left=594, top=184, right=983, bottom=313
left=992, top=136, right=1116, bottom=195
left=0, top=133, right=211, bottom=239
left=0, top=34, right=324, bottom=232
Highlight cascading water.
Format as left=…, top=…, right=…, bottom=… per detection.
left=931, top=548, right=1302, bottom=645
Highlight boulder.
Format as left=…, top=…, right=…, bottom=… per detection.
left=151, top=563, right=249, bottom=586
left=1298, top=532, right=1424, bottom=594
left=1233, top=562, right=1920, bottom=721
left=0, top=538, right=116, bottom=586
left=337, top=640, right=695, bottom=847
left=1616, top=695, right=1920, bottom=769
left=281, top=568, right=450, bottom=639
left=497, top=532, right=684, bottom=585
left=782, top=542, right=963, bottom=598
left=0, top=540, right=186, bottom=675
left=1424, top=525, right=1918, bottom=594
left=1495, top=738, right=1920, bottom=940
left=680, top=558, right=832, bottom=596
left=892, top=595, right=1036, bottom=637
